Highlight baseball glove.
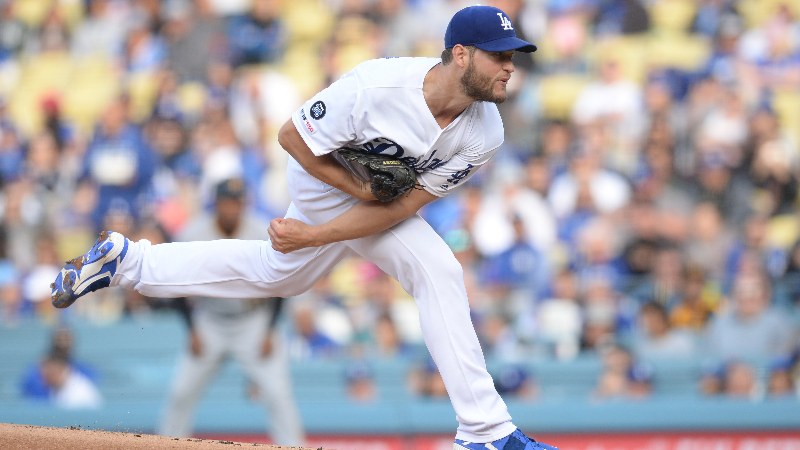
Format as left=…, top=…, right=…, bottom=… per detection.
left=336, top=149, right=417, bottom=203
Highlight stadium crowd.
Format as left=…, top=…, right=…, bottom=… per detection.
left=1, top=0, right=799, bottom=402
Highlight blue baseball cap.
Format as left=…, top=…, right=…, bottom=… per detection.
left=445, top=6, right=537, bottom=53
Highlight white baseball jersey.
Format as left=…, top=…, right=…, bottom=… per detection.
left=291, top=57, right=504, bottom=197
left=115, top=57, right=518, bottom=444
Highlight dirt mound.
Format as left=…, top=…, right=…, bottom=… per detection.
left=0, top=423, right=324, bottom=450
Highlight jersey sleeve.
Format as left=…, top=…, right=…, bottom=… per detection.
left=417, top=105, right=504, bottom=197
left=291, top=71, right=360, bottom=156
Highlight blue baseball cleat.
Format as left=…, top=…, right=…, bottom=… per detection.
left=455, top=429, right=559, bottom=450
left=51, top=231, right=129, bottom=309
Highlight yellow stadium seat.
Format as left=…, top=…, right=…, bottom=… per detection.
left=12, top=0, right=51, bottom=28
left=280, top=44, right=325, bottom=97
left=590, top=37, right=648, bottom=84
left=62, top=79, right=119, bottom=134
left=772, top=89, right=800, bottom=153
left=7, top=87, right=44, bottom=136
left=17, top=52, right=73, bottom=92
left=767, top=214, right=799, bottom=249
left=737, top=0, right=800, bottom=29
left=126, top=72, right=160, bottom=123
left=61, top=55, right=119, bottom=134
left=282, top=0, right=335, bottom=44
left=538, top=74, right=589, bottom=121
left=8, top=52, right=74, bottom=136
left=648, top=0, right=697, bottom=33
left=646, top=34, right=712, bottom=70
left=57, top=0, right=85, bottom=30
left=334, top=44, right=376, bottom=78
left=177, top=82, right=207, bottom=119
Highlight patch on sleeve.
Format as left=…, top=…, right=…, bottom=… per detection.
left=310, top=101, right=326, bottom=119
left=300, top=108, right=316, bottom=134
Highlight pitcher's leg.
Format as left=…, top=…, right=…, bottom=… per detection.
left=111, top=204, right=353, bottom=299
left=346, top=215, right=515, bottom=442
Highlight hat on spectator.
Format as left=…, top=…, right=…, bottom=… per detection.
left=769, top=356, right=794, bottom=373
left=494, top=366, right=530, bottom=394
left=445, top=6, right=537, bottom=53
left=627, top=362, right=654, bottom=384
left=215, top=178, right=246, bottom=200
left=345, top=361, right=374, bottom=382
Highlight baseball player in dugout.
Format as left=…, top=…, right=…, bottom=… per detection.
left=159, top=178, right=304, bottom=446
left=51, top=6, right=559, bottom=450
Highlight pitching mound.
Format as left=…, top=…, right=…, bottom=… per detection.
left=0, top=423, right=325, bottom=450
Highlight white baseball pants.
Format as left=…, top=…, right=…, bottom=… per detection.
left=158, top=308, right=304, bottom=445
left=112, top=158, right=516, bottom=442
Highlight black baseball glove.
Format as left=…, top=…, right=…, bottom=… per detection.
left=336, top=149, right=417, bottom=203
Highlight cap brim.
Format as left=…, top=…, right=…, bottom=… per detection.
left=475, top=36, right=537, bottom=53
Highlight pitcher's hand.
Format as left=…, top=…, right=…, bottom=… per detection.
left=268, top=218, right=321, bottom=253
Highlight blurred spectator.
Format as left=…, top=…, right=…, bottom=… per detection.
left=493, top=365, right=538, bottom=401
left=548, top=140, right=631, bottom=219
left=345, top=360, right=377, bottom=403
left=22, top=235, right=62, bottom=319
left=0, top=2, right=28, bottom=59
left=591, top=0, right=650, bottom=37
left=627, top=245, right=685, bottom=310
left=71, top=0, right=130, bottom=60
left=594, top=344, right=652, bottom=399
left=83, top=96, right=158, bottom=229
left=699, top=362, right=725, bottom=396
left=692, top=0, right=737, bottom=38
left=21, top=327, right=102, bottom=409
left=162, top=0, right=227, bottom=83
left=635, top=302, right=696, bottom=359
left=226, top=0, right=286, bottom=68
left=478, top=313, right=523, bottom=360
left=21, top=327, right=99, bottom=399
left=288, top=288, right=341, bottom=360
left=124, top=16, right=167, bottom=74
left=409, top=358, right=449, bottom=400
left=774, top=240, right=800, bottom=308
left=0, top=258, right=21, bottom=324
left=696, top=91, right=748, bottom=164
left=537, top=121, right=573, bottom=176
left=37, top=350, right=102, bottom=409
left=480, top=214, right=550, bottom=305
left=570, top=58, right=645, bottom=173
left=706, top=274, right=795, bottom=359
left=372, top=314, right=414, bottom=359
left=580, top=272, right=633, bottom=352
left=724, top=214, right=786, bottom=290
left=669, top=266, right=720, bottom=331
left=32, top=7, right=70, bottom=55
left=538, top=269, right=582, bottom=360
left=748, top=138, right=798, bottom=217
left=685, top=202, right=734, bottom=284
left=2, top=180, right=48, bottom=271
left=766, top=356, right=796, bottom=398
left=0, top=111, right=24, bottom=182
left=738, top=4, right=800, bottom=94
left=723, top=360, right=760, bottom=400
left=24, top=131, right=62, bottom=192
left=691, top=151, right=753, bottom=227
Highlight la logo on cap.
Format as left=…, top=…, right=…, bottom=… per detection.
left=497, top=13, right=513, bottom=30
